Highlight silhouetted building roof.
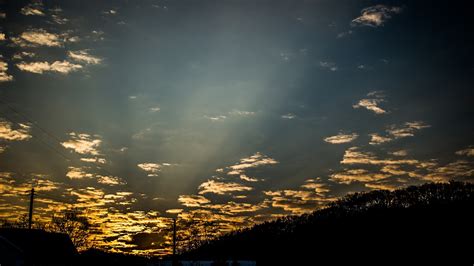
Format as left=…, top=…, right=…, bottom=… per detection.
left=0, top=228, right=77, bottom=266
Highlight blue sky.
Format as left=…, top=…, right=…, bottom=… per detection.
left=1, top=0, right=473, bottom=255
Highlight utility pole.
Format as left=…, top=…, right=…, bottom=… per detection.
left=28, top=188, right=35, bottom=229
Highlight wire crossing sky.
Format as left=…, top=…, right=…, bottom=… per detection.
left=1, top=0, right=473, bottom=255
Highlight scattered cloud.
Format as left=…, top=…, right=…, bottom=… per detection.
left=390, top=150, right=408, bottom=157
left=281, top=113, right=296, bottom=119
left=61, top=132, right=102, bottom=155
left=21, top=3, right=45, bottom=16
left=456, top=147, right=474, bottom=157
left=68, top=50, right=102, bottom=65
left=386, top=121, right=430, bottom=138
left=340, top=147, right=419, bottom=166
left=324, top=133, right=358, bottom=144
left=12, top=29, right=62, bottom=47
left=319, top=61, right=338, bottom=71
left=80, top=157, right=107, bottom=164
left=264, top=180, right=335, bottom=215
left=337, top=30, right=353, bottom=38
left=98, top=175, right=125, bottom=186
left=353, top=91, right=387, bottom=114
left=204, top=115, right=226, bottom=121
left=0, top=121, right=31, bottom=141
left=369, top=133, right=392, bottom=145
left=66, top=167, right=93, bottom=179
left=16, top=61, right=82, bottom=74
left=137, top=163, right=174, bottom=177
left=12, top=51, right=36, bottom=61
left=351, top=5, right=402, bottom=27
left=178, top=195, right=210, bottom=207
left=0, top=60, right=13, bottom=82
left=353, top=99, right=386, bottom=114
left=229, top=110, right=255, bottom=116
left=226, top=152, right=278, bottom=175
left=198, top=180, right=252, bottom=195
left=330, top=168, right=390, bottom=184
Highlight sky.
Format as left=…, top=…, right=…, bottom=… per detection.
left=1, top=0, right=474, bottom=256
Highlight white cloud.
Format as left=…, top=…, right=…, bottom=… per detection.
left=68, top=50, right=102, bottom=65
left=204, top=115, right=226, bottom=121
left=324, top=133, right=358, bottom=144
left=229, top=110, right=255, bottom=116
left=16, top=61, right=82, bottom=74
left=0, top=60, right=13, bottom=82
left=198, top=180, right=252, bottom=195
left=281, top=113, right=296, bottom=119
left=149, top=107, right=161, bottom=112
left=0, top=121, right=31, bottom=141
left=61, top=132, right=102, bottom=155
left=319, top=61, right=338, bottom=71
left=351, top=5, right=402, bottom=27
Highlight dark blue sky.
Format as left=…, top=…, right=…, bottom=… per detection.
left=1, top=0, right=473, bottom=255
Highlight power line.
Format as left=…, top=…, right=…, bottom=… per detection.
left=0, top=97, right=120, bottom=179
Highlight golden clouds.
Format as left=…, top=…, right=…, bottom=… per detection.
left=0, top=121, right=31, bottom=141
left=178, top=195, right=210, bottom=207
left=61, top=132, right=102, bottom=155
left=16, top=60, right=83, bottom=74
left=324, top=132, right=358, bottom=144
left=198, top=180, right=252, bottom=195
left=351, top=5, right=402, bottom=27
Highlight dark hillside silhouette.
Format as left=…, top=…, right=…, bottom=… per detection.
left=179, top=181, right=473, bottom=264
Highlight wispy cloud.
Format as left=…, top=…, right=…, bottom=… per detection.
left=0, top=121, right=31, bottom=141
left=324, top=133, right=358, bottom=144
left=137, top=163, right=174, bottom=177
left=61, top=132, right=102, bottom=155
left=68, top=50, right=102, bottom=65
left=386, top=121, right=430, bottom=138
left=204, top=115, right=226, bottom=121
left=16, top=61, right=82, bottom=74
left=281, top=113, right=296, bottom=119
left=198, top=180, right=252, bottom=195
left=351, top=5, right=402, bottom=27
left=226, top=152, right=278, bottom=175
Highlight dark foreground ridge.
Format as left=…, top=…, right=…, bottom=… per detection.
left=179, top=181, right=473, bottom=264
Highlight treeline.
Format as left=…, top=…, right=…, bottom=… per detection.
left=179, top=181, right=473, bottom=264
